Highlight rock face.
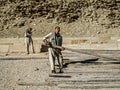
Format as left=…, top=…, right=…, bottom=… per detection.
left=0, top=0, right=120, bottom=37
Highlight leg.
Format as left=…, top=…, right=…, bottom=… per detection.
left=59, top=52, right=64, bottom=68
left=27, top=43, right=29, bottom=54
left=25, top=38, right=30, bottom=54
left=56, top=51, right=63, bottom=73
left=31, top=38, right=35, bottom=53
left=48, top=48, right=56, bottom=73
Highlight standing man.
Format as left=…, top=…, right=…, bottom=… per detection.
left=43, top=26, right=65, bottom=73
left=25, top=27, right=35, bottom=54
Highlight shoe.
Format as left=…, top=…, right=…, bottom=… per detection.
left=52, top=70, right=56, bottom=73
left=33, top=51, right=35, bottom=53
left=59, top=69, right=64, bottom=73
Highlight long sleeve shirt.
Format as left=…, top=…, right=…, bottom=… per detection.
left=43, top=32, right=62, bottom=46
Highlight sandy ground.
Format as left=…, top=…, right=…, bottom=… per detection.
left=0, top=54, right=51, bottom=90
left=0, top=50, right=120, bottom=90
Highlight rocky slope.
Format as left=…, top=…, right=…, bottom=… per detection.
left=0, top=0, right=120, bottom=37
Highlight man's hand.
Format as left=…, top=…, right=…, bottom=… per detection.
left=32, top=29, right=36, bottom=32
left=61, top=47, right=65, bottom=51
left=43, top=40, right=49, bottom=46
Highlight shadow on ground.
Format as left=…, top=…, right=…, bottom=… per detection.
left=63, top=58, right=99, bottom=68
left=63, top=58, right=120, bottom=68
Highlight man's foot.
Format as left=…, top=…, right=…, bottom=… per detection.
left=27, top=52, right=29, bottom=54
left=52, top=70, right=56, bottom=73
left=59, top=69, right=64, bottom=73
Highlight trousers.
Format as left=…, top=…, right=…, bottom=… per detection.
left=25, top=37, right=35, bottom=53
left=48, top=48, right=63, bottom=71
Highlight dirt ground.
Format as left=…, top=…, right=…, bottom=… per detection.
left=0, top=50, right=120, bottom=90
left=0, top=1, right=120, bottom=89
left=0, top=53, right=51, bottom=90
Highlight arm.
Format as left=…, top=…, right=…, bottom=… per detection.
left=43, top=32, right=65, bottom=50
left=52, top=44, right=65, bottom=51
left=43, top=32, right=53, bottom=41
left=25, top=31, right=31, bottom=37
left=43, top=32, right=53, bottom=45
